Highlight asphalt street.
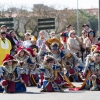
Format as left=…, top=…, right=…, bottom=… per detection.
left=0, top=82, right=100, bottom=100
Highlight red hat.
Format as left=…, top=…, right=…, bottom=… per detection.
left=2, top=54, right=17, bottom=65
left=93, top=44, right=100, bottom=53
left=17, top=47, right=29, bottom=54
left=26, top=48, right=36, bottom=57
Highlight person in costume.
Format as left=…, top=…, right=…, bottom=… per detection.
left=45, top=38, right=84, bottom=83
left=30, top=36, right=38, bottom=53
left=39, top=55, right=64, bottom=92
left=14, top=47, right=35, bottom=86
left=60, top=32, right=69, bottom=50
left=26, top=48, right=40, bottom=86
left=0, top=54, right=26, bottom=93
left=0, top=32, right=11, bottom=65
left=83, top=52, right=100, bottom=91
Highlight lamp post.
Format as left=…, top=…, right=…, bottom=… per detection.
left=8, top=10, right=12, bottom=30
left=77, top=0, right=80, bottom=36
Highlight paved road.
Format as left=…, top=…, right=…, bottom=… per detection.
left=0, top=83, right=100, bottom=100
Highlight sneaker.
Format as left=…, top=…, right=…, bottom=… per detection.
left=40, top=89, right=46, bottom=92
left=90, top=86, right=98, bottom=91
left=3, top=89, right=7, bottom=94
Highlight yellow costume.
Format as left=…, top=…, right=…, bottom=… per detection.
left=0, top=38, right=11, bottom=65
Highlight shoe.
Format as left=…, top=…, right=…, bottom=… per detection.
left=3, top=88, right=7, bottom=94
left=40, top=89, right=46, bottom=92
left=90, top=86, right=98, bottom=91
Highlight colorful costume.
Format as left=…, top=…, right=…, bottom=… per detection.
left=83, top=53, right=100, bottom=91
left=0, top=54, right=26, bottom=93
left=39, top=55, right=63, bottom=92
left=14, top=47, right=39, bottom=86
left=0, top=38, right=11, bottom=65
left=45, top=38, right=84, bottom=83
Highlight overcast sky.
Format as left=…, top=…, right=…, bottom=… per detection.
left=0, top=0, right=99, bottom=10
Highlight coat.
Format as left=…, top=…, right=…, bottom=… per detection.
left=67, top=37, right=80, bottom=54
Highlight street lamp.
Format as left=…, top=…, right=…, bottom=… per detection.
left=8, top=10, right=12, bottom=30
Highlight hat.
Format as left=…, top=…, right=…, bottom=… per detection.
left=93, top=45, right=100, bottom=53
left=2, top=54, right=17, bottom=65
left=82, top=24, right=89, bottom=27
left=0, top=25, right=7, bottom=29
left=66, top=25, right=72, bottom=28
left=91, top=45, right=97, bottom=52
left=17, top=47, right=29, bottom=55
left=45, top=38, right=63, bottom=50
left=50, top=42, right=59, bottom=50
left=26, top=48, right=36, bottom=57
left=44, top=55, right=55, bottom=63
left=0, top=32, right=6, bottom=34
left=31, top=36, right=36, bottom=42
left=24, top=32, right=31, bottom=36
left=60, top=32, right=68, bottom=37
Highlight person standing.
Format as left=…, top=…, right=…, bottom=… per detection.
left=0, top=25, right=17, bottom=51
left=67, top=30, right=81, bottom=57
left=36, top=30, right=49, bottom=52
left=23, top=32, right=32, bottom=48
left=82, top=24, right=92, bottom=33
left=0, top=32, right=11, bottom=65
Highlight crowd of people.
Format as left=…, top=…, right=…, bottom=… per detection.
left=0, top=24, right=100, bottom=93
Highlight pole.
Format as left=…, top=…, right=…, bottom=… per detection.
left=98, top=0, right=100, bottom=36
left=77, top=0, right=80, bottom=36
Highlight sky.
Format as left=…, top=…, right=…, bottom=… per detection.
left=0, top=0, right=99, bottom=10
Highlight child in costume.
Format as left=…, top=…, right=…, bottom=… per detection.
left=39, top=55, right=64, bottom=92
left=26, top=48, right=39, bottom=86
left=30, top=36, right=38, bottom=53
left=14, top=47, right=35, bottom=86
left=0, top=54, right=26, bottom=93
left=83, top=52, right=100, bottom=91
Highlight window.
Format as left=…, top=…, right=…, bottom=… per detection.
left=93, top=11, right=96, bottom=15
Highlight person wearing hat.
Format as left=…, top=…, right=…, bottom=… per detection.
left=67, top=30, right=81, bottom=57
left=39, top=55, right=64, bottom=92
left=82, top=24, right=92, bottom=33
left=0, top=32, right=11, bottom=65
left=60, top=32, right=69, bottom=50
left=0, top=25, right=17, bottom=52
left=14, top=47, right=35, bottom=86
left=65, top=25, right=73, bottom=34
left=0, top=54, right=26, bottom=93
left=45, top=38, right=84, bottom=83
left=83, top=53, right=100, bottom=91
left=23, top=32, right=32, bottom=48
left=30, top=36, right=38, bottom=53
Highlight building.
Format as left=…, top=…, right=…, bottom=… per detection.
left=83, top=8, right=98, bottom=16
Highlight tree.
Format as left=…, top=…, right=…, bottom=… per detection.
left=79, top=10, right=98, bottom=33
